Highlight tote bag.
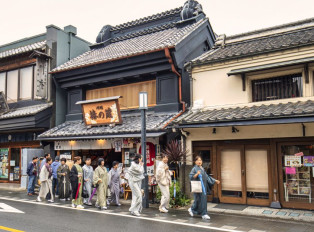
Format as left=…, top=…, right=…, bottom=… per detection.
left=191, top=181, right=202, bottom=193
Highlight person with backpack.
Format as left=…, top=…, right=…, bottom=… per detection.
left=51, top=156, right=61, bottom=198
left=27, top=157, right=38, bottom=196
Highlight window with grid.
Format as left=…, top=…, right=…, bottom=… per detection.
left=0, top=66, right=34, bottom=103
left=252, top=73, right=303, bottom=102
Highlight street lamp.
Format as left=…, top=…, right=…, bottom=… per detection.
left=139, top=92, right=149, bottom=208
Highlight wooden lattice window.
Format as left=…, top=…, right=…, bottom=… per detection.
left=252, top=73, right=303, bottom=102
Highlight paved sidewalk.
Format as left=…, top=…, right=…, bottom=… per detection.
left=207, top=203, right=314, bottom=223
left=0, top=183, right=25, bottom=191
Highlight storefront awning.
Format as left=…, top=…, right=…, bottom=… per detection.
left=39, top=132, right=166, bottom=141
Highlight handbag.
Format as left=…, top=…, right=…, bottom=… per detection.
left=191, top=181, right=202, bottom=193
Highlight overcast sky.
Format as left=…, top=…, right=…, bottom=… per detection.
left=1, top=0, right=314, bottom=46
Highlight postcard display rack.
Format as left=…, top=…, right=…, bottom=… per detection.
left=284, top=155, right=312, bottom=203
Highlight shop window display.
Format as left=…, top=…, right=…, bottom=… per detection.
left=0, top=148, right=9, bottom=180
left=282, top=145, right=314, bottom=204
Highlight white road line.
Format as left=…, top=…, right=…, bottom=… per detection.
left=0, top=196, right=244, bottom=232
left=221, top=226, right=238, bottom=230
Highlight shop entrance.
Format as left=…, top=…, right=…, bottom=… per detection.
left=278, top=142, right=314, bottom=210
left=217, top=145, right=271, bottom=206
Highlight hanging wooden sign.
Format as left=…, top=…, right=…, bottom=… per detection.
left=77, top=96, right=122, bottom=126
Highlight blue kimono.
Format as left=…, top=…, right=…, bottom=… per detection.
left=189, top=165, right=216, bottom=216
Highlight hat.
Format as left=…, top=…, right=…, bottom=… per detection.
left=55, top=156, right=60, bottom=161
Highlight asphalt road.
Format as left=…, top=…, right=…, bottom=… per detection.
left=0, top=196, right=312, bottom=232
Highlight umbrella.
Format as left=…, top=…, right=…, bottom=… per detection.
left=75, top=183, right=81, bottom=200
left=173, top=179, right=176, bottom=198
left=89, top=186, right=98, bottom=202
left=198, top=174, right=206, bottom=195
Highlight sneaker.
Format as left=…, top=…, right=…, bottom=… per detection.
left=72, top=203, right=77, bottom=208
left=36, top=196, right=42, bottom=202
left=202, top=215, right=211, bottom=220
left=188, top=208, right=194, bottom=217
left=48, top=199, right=54, bottom=203
left=162, top=207, right=168, bottom=213
left=87, top=202, right=92, bottom=206
left=60, top=198, right=66, bottom=201
left=101, top=206, right=107, bottom=210
left=159, top=208, right=167, bottom=213
left=131, top=211, right=141, bottom=217
left=66, top=198, right=71, bottom=201
left=116, top=203, right=121, bottom=206
left=77, top=205, right=84, bottom=210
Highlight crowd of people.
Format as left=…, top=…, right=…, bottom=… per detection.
left=26, top=153, right=220, bottom=220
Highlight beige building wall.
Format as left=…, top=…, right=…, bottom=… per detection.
left=184, top=122, right=314, bottom=165
left=192, top=46, right=314, bottom=108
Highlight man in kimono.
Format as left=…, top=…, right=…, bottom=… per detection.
left=156, top=154, right=172, bottom=213
left=83, top=158, right=93, bottom=206
left=93, top=158, right=108, bottom=210
left=109, top=161, right=121, bottom=206
left=70, top=156, right=84, bottom=209
left=57, top=158, right=71, bottom=201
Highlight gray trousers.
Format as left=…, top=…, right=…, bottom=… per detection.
left=83, top=181, right=92, bottom=203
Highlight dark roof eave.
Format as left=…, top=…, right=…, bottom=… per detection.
left=174, top=115, right=314, bottom=128
left=50, top=46, right=175, bottom=75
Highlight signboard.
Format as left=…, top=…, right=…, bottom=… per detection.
left=303, top=156, right=314, bottom=167
left=284, top=155, right=302, bottom=167
left=0, top=92, right=9, bottom=114
left=78, top=97, right=122, bottom=126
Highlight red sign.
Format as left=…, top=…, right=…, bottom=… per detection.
left=139, top=142, right=156, bottom=167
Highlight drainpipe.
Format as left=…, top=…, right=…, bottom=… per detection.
left=162, top=48, right=186, bottom=129
left=68, top=32, right=72, bottom=60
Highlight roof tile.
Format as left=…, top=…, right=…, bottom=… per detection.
left=174, top=100, right=314, bottom=125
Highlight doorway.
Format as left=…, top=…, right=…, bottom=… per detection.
left=217, top=145, right=271, bottom=206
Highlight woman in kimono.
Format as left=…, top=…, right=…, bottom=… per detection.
left=156, top=154, right=172, bottom=213
left=188, top=156, right=220, bottom=220
left=93, top=158, right=108, bottom=210
left=128, top=154, right=144, bottom=216
left=109, top=161, right=121, bottom=206
left=70, top=156, right=84, bottom=209
left=83, top=158, right=93, bottom=206
left=37, top=157, right=54, bottom=203
left=57, top=158, right=71, bottom=201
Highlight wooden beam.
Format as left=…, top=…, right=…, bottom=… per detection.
left=241, top=73, right=246, bottom=91
left=304, top=64, right=309, bottom=83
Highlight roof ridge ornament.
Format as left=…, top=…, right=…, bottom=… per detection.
left=96, top=25, right=112, bottom=43
left=180, top=0, right=203, bottom=20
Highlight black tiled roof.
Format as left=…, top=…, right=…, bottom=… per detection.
left=52, top=18, right=207, bottom=73
left=111, top=7, right=182, bottom=31
left=191, top=18, right=314, bottom=66
left=38, top=112, right=178, bottom=139
left=174, top=100, right=314, bottom=125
